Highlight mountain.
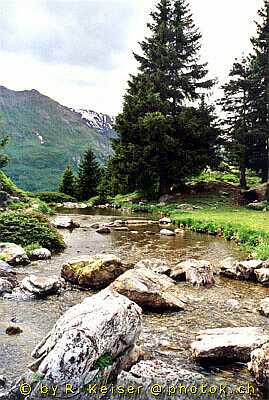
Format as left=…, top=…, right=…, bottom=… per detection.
left=0, top=86, right=116, bottom=192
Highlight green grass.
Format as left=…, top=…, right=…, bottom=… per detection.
left=113, top=190, right=269, bottom=260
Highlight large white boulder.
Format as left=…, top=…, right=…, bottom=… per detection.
left=51, top=216, right=80, bottom=229
left=26, top=289, right=142, bottom=389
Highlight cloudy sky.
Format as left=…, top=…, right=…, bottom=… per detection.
left=0, top=0, right=264, bottom=115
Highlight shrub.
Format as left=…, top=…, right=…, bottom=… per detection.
left=0, top=212, right=65, bottom=252
left=34, top=192, right=77, bottom=204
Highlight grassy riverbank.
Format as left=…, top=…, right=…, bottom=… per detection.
left=111, top=191, right=269, bottom=260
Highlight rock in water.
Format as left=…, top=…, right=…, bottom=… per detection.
left=61, top=254, right=127, bottom=289
left=134, top=259, right=171, bottom=275
left=118, top=360, right=205, bottom=397
left=259, top=298, right=269, bottom=317
left=160, top=229, right=176, bottom=236
left=30, top=248, right=51, bottom=260
left=26, top=289, right=142, bottom=389
left=248, top=343, right=269, bottom=390
left=159, top=217, right=172, bottom=225
left=220, top=257, right=263, bottom=281
left=96, top=226, right=112, bottom=234
left=191, top=327, right=269, bottom=363
left=170, top=259, right=214, bottom=287
left=110, top=267, right=186, bottom=311
left=20, top=275, right=61, bottom=296
left=51, top=216, right=80, bottom=229
left=0, top=278, right=14, bottom=296
left=255, top=268, right=269, bottom=285
left=0, top=243, right=29, bottom=266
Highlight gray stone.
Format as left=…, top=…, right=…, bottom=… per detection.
left=259, top=298, right=269, bottom=317
left=25, top=289, right=142, bottom=390
left=0, top=278, right=14, bottom=295
left=160, top=229, right=176, bottom=237
left=248, top=342, right=269, bottom=390
left=51, top=216, right=80, bottom=229
left=255, top=268, right=269, bottom=285
left=96, top=226, right=111, bottom=234
left=20, top=275, right=61, bottom=296
left=159, top=217, right=172, bottom=225
left=134, top=259, right=171, bottom=275
left=220, top=257, right=263, bottom=281
left=0, top=243, right=29, bottom=266
left=30, top=248, right=51, bottom=260
left=191, top=327, right=269, bottom=363
left=170, top=259, right=214, bottom=286
left=110, top=267, right=186, bottom=311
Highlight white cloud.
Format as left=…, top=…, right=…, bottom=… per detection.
left=0, top=0, right=264, bottom=115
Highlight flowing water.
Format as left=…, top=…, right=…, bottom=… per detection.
left=1, top=208, right=269, bottom=398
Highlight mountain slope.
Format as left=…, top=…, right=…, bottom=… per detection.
left=0, top=86, right=116, bottom=191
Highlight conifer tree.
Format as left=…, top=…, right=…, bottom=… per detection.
left=0, top=115, right=9, bottom=169
left=220, top=58, right=253, bottom=188
left=248, top=0, right=269, bottom=182
left=111, top=0, right=218, bottom=195
left=77, top=147, right=101, bottom=200
left=59, top=164, right=76, bottom=197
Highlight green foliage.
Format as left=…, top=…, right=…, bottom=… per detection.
left=93, top=353, right=114, bottom=371
left=0, top=212, right=65, bottom=252
left=24, top=242, right=41, bottom=257
left=59, top=164, right=77, bottom=198
left=77, top=147, right=102, bottom=201
left=34, top=191, right=77, bottom=204
left=189, top=167, right=261, bottom=187
left=0, top=170, right=26, bottom=196
left=87, top=196, right=102, bottom=207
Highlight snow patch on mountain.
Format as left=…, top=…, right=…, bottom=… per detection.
left=35, top=132, right=45, bottom=144
left=72, top=108, right=116, bottom=135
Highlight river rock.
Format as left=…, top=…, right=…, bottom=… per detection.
left=248, top=342, right=269, bottom=390
left=220, top=257, right=263, bottom=281
left=134, top=259, right=171, bottom=275
left=191, top=327, right=269, bottom=363
left=51, top=216, right=80, bottom=229
left=255, top=268, right=269, bottom=285
left=118, top=360, right=205, bottom=396
left=61, top=254, right=127, bottom=289
left=159, top=217, right=172, bottom=225
left=30, top=248, right=51, bottom=260
left=20, top=275, right=61, bottom=296
left=96, top=226, right=111, bottom=234
left=25, top=289, right=142, bottom=390
left=0, top=278, right=14, bottom=295
left=0, top=243, right=29, bottom=266
left=259, top=298, right=269, bottom=317
left=170, top=259, right=214, bottom=286
left=62, top=202, right=88, bottom=209
left=160, top=229, right=176, bottom=236
left=90, top=223, right=100, bottom=229
left=0, top=261, right=13, bottom=273
left=110, top=267, right=186, bottom=311
left=114, top=227, right=129, bottom=231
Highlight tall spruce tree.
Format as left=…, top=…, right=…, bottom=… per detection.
left=220, top=58, right=253, bottom=188
left=111, top=0, right=218, bottom=195
left=248, top=0, right=269, bottom=182
left=59, top=164, right=76, bottom=197
left=77, top=147, right=101, bottom=200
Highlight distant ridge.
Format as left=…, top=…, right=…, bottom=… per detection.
left=0, top=86, right=116, bottom=191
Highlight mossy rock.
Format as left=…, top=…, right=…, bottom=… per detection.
left=61, top=254, right=127, bottom=289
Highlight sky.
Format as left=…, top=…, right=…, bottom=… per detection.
left=0, top=0, right=264, bottom=115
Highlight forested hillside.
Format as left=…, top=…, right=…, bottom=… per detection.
left=0, top=86, right=116, bottom=191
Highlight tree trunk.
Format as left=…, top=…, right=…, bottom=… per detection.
left=239, top=161, right=247, bottom=189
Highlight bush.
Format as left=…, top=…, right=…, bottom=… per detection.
left=0, top=212, right=65, bottom=253
left=34, top=192, right=77, bottom=204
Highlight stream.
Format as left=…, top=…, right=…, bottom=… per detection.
left=1, top=208, right=269, bottom=397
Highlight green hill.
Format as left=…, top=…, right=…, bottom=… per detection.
left=0, top=86, right=116, bottom=191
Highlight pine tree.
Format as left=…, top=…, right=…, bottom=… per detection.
left=0, top=115, right=9, bottom=169
left=220, top=58, right=253, bottom=188
left=248, top=0, right=269, bottom=182
left=59, top=164, right=76, bottom=197
left=111, top=0, right=217, bottom=195
left=77, top=147, right=101, bottom=200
